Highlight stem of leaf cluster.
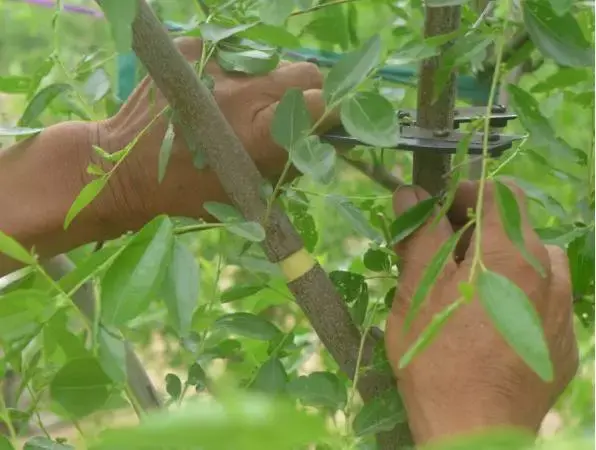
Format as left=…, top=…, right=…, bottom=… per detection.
left=468, top=7, right=511, bottom=283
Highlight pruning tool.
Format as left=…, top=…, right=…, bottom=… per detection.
left=322, top=106, right=524, bottom=157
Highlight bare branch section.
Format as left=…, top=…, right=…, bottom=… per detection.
left=95, top=1, right=412, bottom=447
left=414, top=6, right=461, bottom=195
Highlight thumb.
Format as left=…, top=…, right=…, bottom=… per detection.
left=392, top=186, right=457, bottom=289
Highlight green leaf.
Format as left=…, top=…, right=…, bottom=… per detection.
left=287, top=372, right=347, bottom=411
left=101, top=216, right=174, bottom=326
left=186, top=362, right=207, bottom=387
left=83, top=69, right=110, bottom=103
left=493, top=181, right=546, bottom=277
left=158, top=120, right=175, bottom=183
left=214, top=313, right=282, bottom=341
left=100, top=0, right=137, bottom=52
left=477, top=270, right=553, bottom=382
left=404, top=226, right=468, bottom=330
left=535, top=225, right=586, bottom=247
left=271, top=88, right=312, bottom=151
left=166, top=373, right=182, bottom=400
left=0, top=436, right=14, bottom=450
left=0, top=75, right=30, bottom=94
left=340, top=91, right=399, bottom=148
left=350, top=288, right=369, bottom=326
left=508, top=85, right=577, bottom=162
left=390, top=196, right=438, bottom=245
left=0, top=126, right=44, bottom=136
left=98, top=327, right=127, bottom=384
left=162, top=240, right=199, bottom=338
left=198, top=23, right=256, bottom=43
left=91, top=393, right=326, bottom=450
left=18, top=83, right=71, bottom=127
left=0, top=230, right=35, bottom=265
left=568, top=229, right=595, bottom=299
left=323, top=36, right=382, bottom=104
left=204, top=202, right=266, bottom=242
left=64, top=178, right=107, bottom=229
left=290, top=210, right=318, bottom=253
left=290, top=136, right=336, bottom=183
left=23, top=436, right=74, bottom=450
left=427, top=0, right=471, bottom=5
left=329, top=271, right=367, bottom=304
left=399, top=299, right=463, bottom=369
left=50, top=357, right=113, bottom=418
left=384, top=286, right=396, bottom=309
left=523, top=0, right=594, bottom=68
left=325, top=195, right=382, bottom=242
left=240, top=24, right=301, bottom=49
left=0, top=290, right=56, bottom=342
left=221, top=284, right=267, bottom=303
left=217, top=49, right=280, bottom=75
left=58, top=245, right=121, bottom=294
left=352, top=390, right=406, bottom=437
left=363, top=248, right=391, bottom=272
left=250, top=358, right=287, bottom=395
left=28, top=57, right=54, bottom=99
left=259, top=0, right=295, bottom=26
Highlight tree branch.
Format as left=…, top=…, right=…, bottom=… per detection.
left=95, top=1, right=412, bottom=447
left=414, top=6, right=461, bottom=194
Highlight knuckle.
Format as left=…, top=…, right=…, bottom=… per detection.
left=296, top=62, right=324, bottom=87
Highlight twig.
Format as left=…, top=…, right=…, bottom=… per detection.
left=339, top=154, right=403, bottom=191
left=95, top=1, right=411, bottom=447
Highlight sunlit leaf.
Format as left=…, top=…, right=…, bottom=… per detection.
left=101, top=216, right=174, bottom=326
left=240, top=24, right=301, bottom=49
left=271, top=88, right=312, bottom=151
left=250, top=358, right=287, bottom=395
left=523, top=0, right=594, bottom=67
left=50, top=357, right=113, bottom=418
left=340, top=91, right=399, bottom=148
left=84, top=69, right=110, bottom=103
left=0, top=75, right=30, bottom=94
left=100, top=0, right=137, bottom=52
left=352, top=390, right=406, bottom=437
left=290, top=136, right=336, bottom=183
left=287, top=372, right=347, bottom=411
left=162, top=240, right=200, bottom=338
left=494, top=180, right=546, bottom=276
left=0, top=230, right=35, bottom=265
left=0, top=290, right=56, bottom=342
left=198, top=23, right=255, bottom=43
left=323, top=36, right=382, bottom=104
left=477, top=270, right=553, bottom=382
left=214, top=313, right=282, bottom=341
left=64, top=178, right=107, bottom=229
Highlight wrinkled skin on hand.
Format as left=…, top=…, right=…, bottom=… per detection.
left=385, top=180, right=579, bottom=445
left=88, top=37, right=337, bottom=234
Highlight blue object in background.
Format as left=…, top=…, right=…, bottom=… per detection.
left=116, top=20, right=493, bottom=105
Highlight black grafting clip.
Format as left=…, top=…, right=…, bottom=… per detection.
left=322, top=105, right=524, bottom=157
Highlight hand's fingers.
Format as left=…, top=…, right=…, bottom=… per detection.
left=461, top=180, right=551, bottom=279
left=265, top=62, right=324, bottom=97
left=544, top=245, right=573, bottom=322
left=392, top=186, right=457, bottom=290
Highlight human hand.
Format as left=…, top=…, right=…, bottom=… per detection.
left=384, top=181, right=579, bottom=446
left=87, top=37, right=338, bottom=234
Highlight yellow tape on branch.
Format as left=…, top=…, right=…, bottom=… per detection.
left=279, top=248, right=316, bottom=282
